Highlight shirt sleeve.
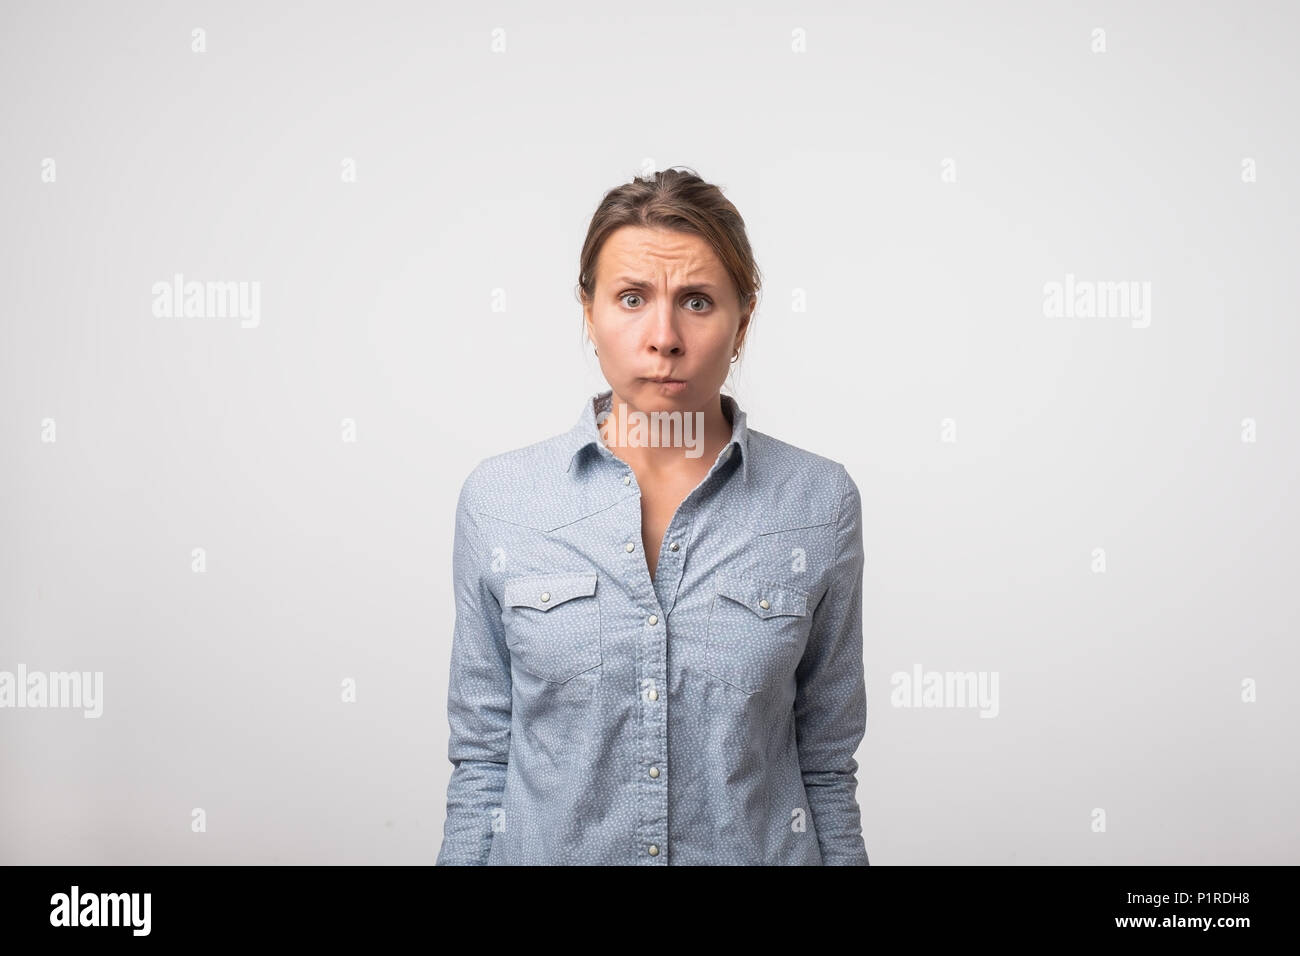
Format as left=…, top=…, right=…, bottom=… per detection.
left=435, top=474, right=513, bottom=865
left=793, top=465, right=870, bottom=865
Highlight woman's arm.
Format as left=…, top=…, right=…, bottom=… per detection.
left=435, top=474, right=512, bottom=865
left=793, top=465, right=871, bottom=865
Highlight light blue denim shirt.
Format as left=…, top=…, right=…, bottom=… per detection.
left=435, top=388, right=869, bottom=865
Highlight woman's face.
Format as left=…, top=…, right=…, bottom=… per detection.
left=584, top=225, right=750, bottom=412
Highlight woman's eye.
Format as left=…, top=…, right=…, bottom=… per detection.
left=684, top=296, right=711, bottom=312
left=620, top=293, right=643, bottom=308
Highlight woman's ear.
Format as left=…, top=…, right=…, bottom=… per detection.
left=734, top=310, right=752, bottom=353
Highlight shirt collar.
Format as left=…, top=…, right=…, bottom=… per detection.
left=562, top=388, right=750, bottom=484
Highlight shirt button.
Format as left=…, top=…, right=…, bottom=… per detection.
left=541, top=591, right=551, bottom=602
left=648, top=767, right=660, bottom=778
left=623, top=475, right=631, bottom=485
left=759, top=599, right=770, bottom=610
left=648, top=845, right=659, bottom=856
left=647, top=615, right=657, bottom=626
left=669, top=542, right=679, bottom=551
left=624, top=542, right=635, bottom=552
left=648, top=688, right=659, bottom=701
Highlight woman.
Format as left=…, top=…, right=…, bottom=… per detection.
left=436, top=168, right=869, bottom=865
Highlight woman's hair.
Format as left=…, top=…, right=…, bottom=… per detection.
left=576, top=167, right=762, bottom=368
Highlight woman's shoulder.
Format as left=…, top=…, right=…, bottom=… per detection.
left=743, top=428, right=860, bottom=532
left=452, top=427, right=601, bottom=527
left=748, top=427, right=856, bottom=495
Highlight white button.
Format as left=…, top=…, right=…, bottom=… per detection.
left=647, top=615, right=657, bottom=626
left=623, top=475, right=631, bottom=485
left=648, top=688, right=659, bottom=701
left=649, top=766, right=660, bottom=778
left=541, top=592, right=551, bottom=602
left=759, top=599, right=769, bottom=610
left=648, top=844, right=659, bottom=856
left=625, top=542, right=635, bottom=552
left=669, top=542, right=679, bottom=551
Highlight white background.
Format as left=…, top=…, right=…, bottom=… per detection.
left=1, top=0, right=1297, bottom=863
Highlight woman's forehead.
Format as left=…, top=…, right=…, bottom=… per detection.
left=598, top=227, right=724, bottom=278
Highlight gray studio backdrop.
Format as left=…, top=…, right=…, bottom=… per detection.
left=2, top=0, right=1297, bottom=864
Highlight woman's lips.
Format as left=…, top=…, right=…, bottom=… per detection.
left=646, top=378, right=688, bottom=393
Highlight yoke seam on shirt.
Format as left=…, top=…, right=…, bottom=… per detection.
left=468, top=495, right=629, bottom=533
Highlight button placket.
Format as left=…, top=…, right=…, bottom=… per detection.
left=627, top=542, right=668, bottom=864
left=639, top=594, right=668, bottom=865
left=634, top=541, right=669, bottom=865
left=619, top=464, right=691, bottom=865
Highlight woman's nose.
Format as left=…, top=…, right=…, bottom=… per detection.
left=647, top=307, right=683, bottom=353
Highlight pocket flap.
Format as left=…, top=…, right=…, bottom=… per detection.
left=504, top=573, right=598, bottom=612
left=713, top=573, right=808, bottom=619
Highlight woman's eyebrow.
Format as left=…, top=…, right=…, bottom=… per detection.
left=614, top=276, right=720, bottom=292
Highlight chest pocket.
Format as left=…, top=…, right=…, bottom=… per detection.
left=501, top=573, right=601, bottom=683
left=702, top=573, right=811, bottom=696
